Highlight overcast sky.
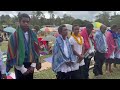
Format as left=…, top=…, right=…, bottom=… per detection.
left=0, top=11, right=119, bottom=21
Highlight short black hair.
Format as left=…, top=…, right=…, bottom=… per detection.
left=58, top=25, right=66, bottom=34
left=111, top=24, right=117, bottom=30
left=86, top=23, right=93, bottom=29
left=72, top=24, right=79, bottom=31
left=18, top=13, right=30, bottom=22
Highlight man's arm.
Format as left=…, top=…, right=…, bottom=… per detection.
left=71, top=45, right=80, bottom=57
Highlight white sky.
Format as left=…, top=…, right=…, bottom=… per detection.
left=0, top=11, right=120, bottom=21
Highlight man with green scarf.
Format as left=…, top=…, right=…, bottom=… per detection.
left=6, top=13, right=41, bottom=79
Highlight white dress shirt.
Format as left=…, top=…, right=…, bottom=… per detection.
left=69, top=36, right=85, bottom=67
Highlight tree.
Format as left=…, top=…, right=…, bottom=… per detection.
left=30, top=15, right=39, bottom=26
left=95, top=11, right=111, bottom=26
left=55, top=16, right=61, bottom=26
left=0, top=15, right=13, bottom=26
left=17, top=12, right=21, bottom=18
left=62, top=14, right=75, bottom=24
left=35, top=11, right=44, bottom=19
left=48, top=11, right=54, bottom=25
left=82, top=20, right=91, bottom=26
left=31, top=11, right=46, bottom=27
left=110, top=14, right=120, bottom=27
left=72, top=19, right=84, bottom=26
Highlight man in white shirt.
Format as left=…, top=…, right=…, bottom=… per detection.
left=69, top=24, right=85, bottom=79
left=52, top=25, right=79, bottom=79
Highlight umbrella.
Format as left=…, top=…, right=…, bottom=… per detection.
left=3, top=27, right=16, bottom=33
left=64, top=24, right=72, bottom=31
left=92, top=22, right=102, bottom=29
left=40, top=27, right=45, bottom=32
left=43, top=35, right=56, bottom=42
left=40, top=27, right=55, bottom=32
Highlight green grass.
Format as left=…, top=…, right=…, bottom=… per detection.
left=34, top=64, right=120, bottom=79
left=0, top=41, right=8, bottom=51
left=40, top=54, right=52, bottom=63
left=34, top=68, right=56, bottom=79
left=90, top=64, right=120, bottom=79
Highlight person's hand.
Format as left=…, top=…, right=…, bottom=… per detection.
left=28, top=67, right=34, bottom=74
left=2, top=74, right=7, bottom=79
left=66, top=61, right=73, bottom=66
left=23, top=70, right=30, bottom=75
left=77, top=55, right=84, bottom=63
left=36, top=63, right=41, bottom=70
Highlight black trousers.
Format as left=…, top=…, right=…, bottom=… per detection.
left=93, top=51, right=105, bottom=76
left=14, top=62, right=34, bottom=79
left=79, top=65, right=86, bottom=79
left=56, top=69, right=81, bottom=79
left=0, top=72, right=1, bottom=79
left=84, top=57, right=92, bottom=79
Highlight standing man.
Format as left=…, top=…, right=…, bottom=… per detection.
left=52, top=25, right=80, bottom=79
left=6, top=13, right=41, bottom=79
left=80, top=24, right=95, bottom=79
left=93, top=25, right=108, bottom=77
left=69, top=24, right=85, bottom=79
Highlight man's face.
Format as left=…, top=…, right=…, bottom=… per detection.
left=101, top=26, right=107, bottom=34
left=73, top=26, right=80, bottom=35
left=87, top=27, right=93, bottom=34
left=61, top=27, right=68, bottom=37
left=19, top=17, right=30, bottom=31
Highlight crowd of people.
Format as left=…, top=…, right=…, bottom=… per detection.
left=52, top=23, right=120, bottom=79
left=0, top=13, right=120, bottom=79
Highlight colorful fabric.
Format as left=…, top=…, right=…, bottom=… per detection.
left=52, top=35, right=77, bottom=73
left=105, top=30, right=116, bottom=59
left=115, top=34, right=120, bottom=59
left=107, top=29, right=117, bottom=39
left=7, top=27, right=40, bottom=68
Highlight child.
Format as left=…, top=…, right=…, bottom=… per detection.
left=0, top=39, right=7, bottom=79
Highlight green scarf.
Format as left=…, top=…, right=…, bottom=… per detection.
left=7, top=26, right=40, bottom=66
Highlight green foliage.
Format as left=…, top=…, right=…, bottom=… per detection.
left=110, top=15, right=120, bottom=27
left=95, top=11, right=111, bottom=26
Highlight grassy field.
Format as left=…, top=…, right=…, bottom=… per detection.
left=34, top=64, right=120, bottom=79
left=0, top=41, right=8, bottom=51
left=1, top=41, right=120, bottom=79
left=40, top=54, right=52, bottom=63
left=34, top=68, right=56, bottom=79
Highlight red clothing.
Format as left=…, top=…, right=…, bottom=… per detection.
left=80, top=28, right=96, bottom=53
